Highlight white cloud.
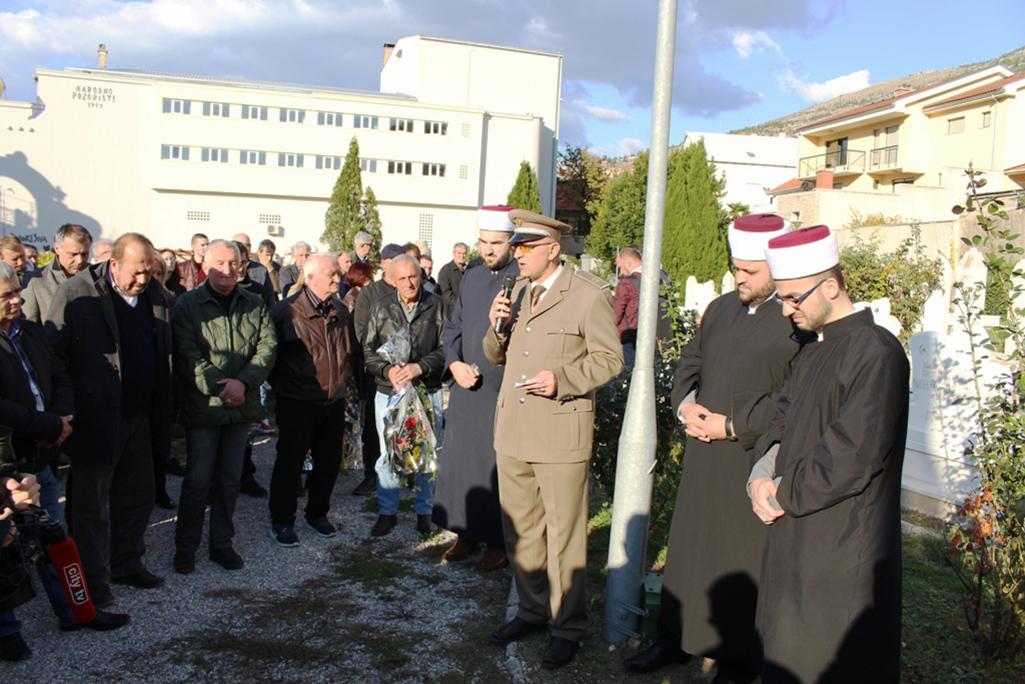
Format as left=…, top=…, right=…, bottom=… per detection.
left=575, top=101, right=632, bottom=123
left=778, top=68, right=871, bottom=103
left=588, top=137, right=647, bottom=157
left=731, top=31, right=781, bottom=59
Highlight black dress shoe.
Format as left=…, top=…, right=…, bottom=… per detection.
left=210, top=547, right=245, bottom=570
left=240, top=475, right=268, bottom=498
left=90, top=584, right=115, bottom=609
left=155, top=492, right=177, bottom=510
left=352, top=474, right=377, bottom=496
left=542, top=636, right=580, bottom=670
left=174, top=551, right=196, bottom=574
left=111, top=567, right=165, bottom=589
left=0, top=633, right=31, bottom=662
left=623, top=638, right=692, bottom=673
left=371, top=514, right=397, bottom=537
left=490, top=617, right=546, bottom=645
left=61, top=609, right=131, bottom=632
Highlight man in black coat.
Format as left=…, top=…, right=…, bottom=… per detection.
left=363, top=254, right=447, bottom=537
left=437, top=241, right=469, bottom=310
left=349, top=242, right=403, bottom=496
left=45, top=233, right=173, bottom=608
left=626, top=215, right=806, bottom=680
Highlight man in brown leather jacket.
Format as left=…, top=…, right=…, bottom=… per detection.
left=267, top=253, right=359, bottom=546
left=172, top=233, right=209, bottom=292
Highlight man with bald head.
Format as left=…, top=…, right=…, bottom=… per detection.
left=363, top=254, right=447, bottom=537
left=267, top=254, right=358, bottom=545
left=46, top=232, right=175, bottom=608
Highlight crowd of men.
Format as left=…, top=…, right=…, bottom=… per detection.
left=0, top=206, right=908, bottom=681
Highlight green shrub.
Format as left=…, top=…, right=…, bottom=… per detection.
left=839, top=228, right=942, bottom=340
left=590, top=285, right=694, bottom=555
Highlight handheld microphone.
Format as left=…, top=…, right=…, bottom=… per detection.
left=47, top=536, right=97, bottom=625
left=494, top=276, right=516, bottom=333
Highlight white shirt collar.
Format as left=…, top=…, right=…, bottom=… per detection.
left=108, top=268, right=139, bottom=307
left=747, top=291, right=777, bottom=315
left=534, top=264, right=563, bottom=304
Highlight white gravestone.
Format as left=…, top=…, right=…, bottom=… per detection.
left=721, top=271, right=736, bottom=294
left=956, top=247, right=988, bottom=310
left=920, top=289, right=949, bottom=334
left=684, top=276, right=717, bottom=317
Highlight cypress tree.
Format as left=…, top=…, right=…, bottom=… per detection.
left=586, top=152, right=649, bottom=265
left=359, top=186, right=383, bottom=262
left=507, top=161, right=542, bottom=212
left=322, top=137, right=364, bottom=251
left=662, top=140, right=729, bottom=285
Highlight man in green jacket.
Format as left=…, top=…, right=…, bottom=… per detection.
left=172, top=239, right=277, bottom=574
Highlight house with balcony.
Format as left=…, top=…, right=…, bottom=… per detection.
left=771, top=65, right=1025, bottom=253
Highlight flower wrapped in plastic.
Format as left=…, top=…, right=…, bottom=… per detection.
left=373, top=329, right=438, bottom=488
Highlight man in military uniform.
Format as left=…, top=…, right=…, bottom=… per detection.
left=484, top=209, right=623, bottom=670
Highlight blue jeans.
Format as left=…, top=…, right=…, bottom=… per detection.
left=375, top=388, right=443, bottom=516
left=36, top=465, right=64, bottom=526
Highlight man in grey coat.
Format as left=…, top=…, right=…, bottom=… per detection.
left=22, top=224, right=93, bottom=323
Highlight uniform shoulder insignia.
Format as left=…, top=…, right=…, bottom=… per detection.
left=574, top=269, right=611, bottom=290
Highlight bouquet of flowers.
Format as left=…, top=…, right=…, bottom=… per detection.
left=374, top=329, right=439, bottom=487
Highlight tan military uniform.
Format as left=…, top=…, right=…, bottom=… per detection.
left=483, top=264, right=623, bottom=640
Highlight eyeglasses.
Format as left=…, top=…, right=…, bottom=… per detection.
left=779, top=278, right=828, bottom=308
left=513, top=241, right=555, bottom=255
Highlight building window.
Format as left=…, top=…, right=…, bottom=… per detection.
left=387, top=161, right=412, bottom=175
left=278, top=153, right=304, bottom=168
left=317, top=112, right=343, bottom=127
left=424, top=121, right=448, bottom=135
left=202, top=102, right=230, bottom=117
left=240, top=150, right=267, bottom=165
left=201, top=148, right=229, bottom=163
left=160, top=144, right=190, bottom=160
left=186, top=211, right=210, bottom=222
left=982, top=111, right=992, bottom=128
left=459, top=165, right=468, bottom=180
left=389, top=118, right=414, bottom=133
left=315, top=155, right=341, bottom=170
left=242, top=105, right=268, bottom=120
left=280, top=108, right=305, bottom=124
left=354, top=114, right=378, bottom=129
left=162, top=98, right=191, bottom=115
left=422, top=163, right=446, bottom=177
left=947, top=117, right=965, bottom=134
left=461, top=123, right=471, bottom=137
left=360, top=158, right=378, bottom=173
left=259, top=213, right=282, bottom=224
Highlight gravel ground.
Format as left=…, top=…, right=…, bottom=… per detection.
left=3, top=435, right=702, bottom=683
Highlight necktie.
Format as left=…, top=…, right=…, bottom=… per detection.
left=531, top=284, right=546, bottom=310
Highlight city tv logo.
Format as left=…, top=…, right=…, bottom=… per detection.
left=63, top=563, right=89, bottom=605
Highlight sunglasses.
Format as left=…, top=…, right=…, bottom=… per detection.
left=513, top=241, right=556, bottom=255
left=779, top=278, right=828, bottom=308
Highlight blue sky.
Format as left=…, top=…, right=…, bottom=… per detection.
left=2, top=0, right=1024, bottom=157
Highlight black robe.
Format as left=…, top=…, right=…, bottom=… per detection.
left=664, top=292, right=808, bottom=668
left=431, top=259, right=520, bottom=546
left=754, top=309, right=909, bottom=684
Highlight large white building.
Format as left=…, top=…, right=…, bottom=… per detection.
left=0, top=35, right=562, bottom=256
left=680, top=131, right=798, bottom=214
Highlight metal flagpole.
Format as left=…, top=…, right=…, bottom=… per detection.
left=602, top=0, right=678, bottom=645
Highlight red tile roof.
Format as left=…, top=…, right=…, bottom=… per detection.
left=1006, top=163, right=1025, bottom=174
left=927, top=72, right=1025, bottom=109
left=769, top=177, right=803, bottom=194
left=798, top=97, right=899, bottom=131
